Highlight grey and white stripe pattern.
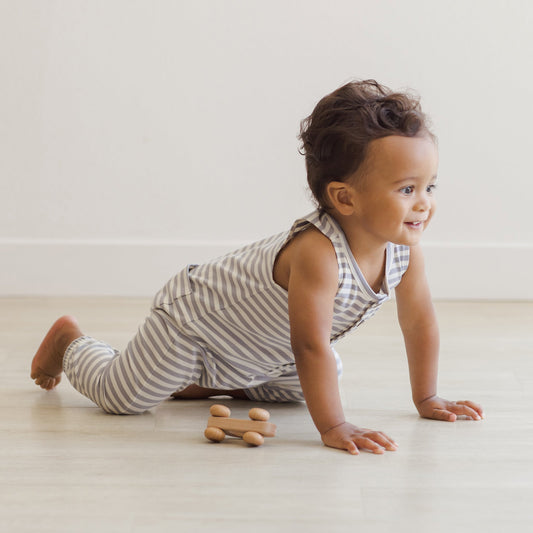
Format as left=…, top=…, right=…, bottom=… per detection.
left=63, top=309, right=204, bottom=414
left=63, top=210, right=409, bottom=413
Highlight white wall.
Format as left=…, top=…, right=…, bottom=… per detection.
left=2, top=0, right=532, bottom=299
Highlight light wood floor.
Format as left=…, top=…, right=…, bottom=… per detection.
left=1, top=298, right=532, bottom=532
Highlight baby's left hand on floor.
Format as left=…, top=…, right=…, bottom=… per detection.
left=416, top=395, right=484, bottom=422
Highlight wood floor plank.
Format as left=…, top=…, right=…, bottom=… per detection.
left=1, top=298, right=532, bottom=532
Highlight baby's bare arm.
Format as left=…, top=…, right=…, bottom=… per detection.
left=287, top=230, right=343, bottom=433
left=287, top=229, right=398, bottom=454
left=395, top=245, right=440, bottom=407
left=395, top=245, right=484, bottom=421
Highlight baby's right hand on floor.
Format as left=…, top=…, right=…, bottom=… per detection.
left=321, top=422, right=398, bottom=455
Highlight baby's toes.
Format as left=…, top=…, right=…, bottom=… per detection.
left=35, top=374, right=51, bottom=389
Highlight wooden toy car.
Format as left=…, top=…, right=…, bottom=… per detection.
left=204, top=404, right=277, bottom=446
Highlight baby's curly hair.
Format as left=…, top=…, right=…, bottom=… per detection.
left=299, top=79, right=435, bottom=210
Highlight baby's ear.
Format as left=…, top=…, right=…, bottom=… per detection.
left=326, top=181, right=356, bottom=215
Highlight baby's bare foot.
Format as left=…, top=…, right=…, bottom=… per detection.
left=31, top=316, right=83, bottom=390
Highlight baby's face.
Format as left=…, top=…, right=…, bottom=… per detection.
left=349, top=135, right=439, bottom=247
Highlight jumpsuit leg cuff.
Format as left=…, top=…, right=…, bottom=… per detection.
left=63, top=336, right=94, bottom=374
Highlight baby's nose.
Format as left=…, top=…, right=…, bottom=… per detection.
left=415, top=193, right=431, bottom=211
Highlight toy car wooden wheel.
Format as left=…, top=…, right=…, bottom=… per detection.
left=210, top=404, right=231, bottom=418
left=243, top=431, right=264, bottom=446
left=248, top=408, right=270, bottom=421
left=204, top=426, right=226, bottom=442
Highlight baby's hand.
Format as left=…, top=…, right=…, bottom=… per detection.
left=416, top=395, right=484, bottom=422
left=321, top=422, right=398, bottom=455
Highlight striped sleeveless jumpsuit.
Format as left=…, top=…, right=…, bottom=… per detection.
left=63, top=211, right=410, bottom=414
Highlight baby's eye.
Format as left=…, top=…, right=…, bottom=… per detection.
left=400, top=186, right=414, bottom=194
left=426, top=183, right=437, bottom=194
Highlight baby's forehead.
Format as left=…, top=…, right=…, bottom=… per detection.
left=367, top=135, right=437, bottom=164
left=356, top=135, right=438, bottom=183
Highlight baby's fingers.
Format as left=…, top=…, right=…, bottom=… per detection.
left=355, top=437, right=385, bottom=454
left=431, top=409, right=458, bottom=422
left=431, top=402, right=484, bottom=422
left=345, top=441, right=360, bottom=455
left=369, top=431, right=399, bottom=451
left=451, top=401, right=483, bottom=420
left=355, top=432, right=398, bottom=454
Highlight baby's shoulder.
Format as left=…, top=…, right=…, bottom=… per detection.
left=274, top=225, right=337, bottom=290
left=285, top=226, right=338, bottom=278
left=291, top=225, right=336, bottom=256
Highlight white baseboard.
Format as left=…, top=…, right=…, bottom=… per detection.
left=1, top=240, right=532, bottom=300
left=422, top=242, right=532, bottom=300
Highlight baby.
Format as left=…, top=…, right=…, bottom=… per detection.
left=31, top=79, right=484, bottom=455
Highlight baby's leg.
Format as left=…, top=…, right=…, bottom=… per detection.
left=66, top=309, right=205, bottom=414
left=31, top=315, right=83, bottom=390
left=33, top=309, right=203, bottom=414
